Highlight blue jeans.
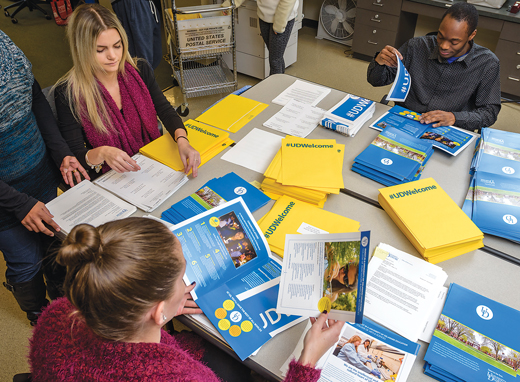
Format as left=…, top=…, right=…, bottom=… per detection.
left=0, top=224, right=51, bottom=283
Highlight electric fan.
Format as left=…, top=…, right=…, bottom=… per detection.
left=316, top=0, right=356, bottom=46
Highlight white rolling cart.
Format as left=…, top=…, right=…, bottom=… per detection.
left=161, top=0, right=238, bottom=117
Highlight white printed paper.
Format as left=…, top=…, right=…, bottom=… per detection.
left=263, top=99, right=325, bottom=138
left=364, top=243, right=448, bottom=342
left=46, top=180, right=136, bottom=235
left=221, top=128, right=283, bottom=173
left=272, top=79, right=331, bottom=107
left=93, top=153, right=188, bottom=212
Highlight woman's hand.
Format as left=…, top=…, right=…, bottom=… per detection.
left=175, top=282, right=203, bottom=316
left=177, top=138, right=201, bottom=177
left=60, top=156, right=90, bottom=186
left=299, top=312, right=344, bottom=368
left=21, top=201, right=61, bottom=237
left=89, top=146, right=141, bottom=173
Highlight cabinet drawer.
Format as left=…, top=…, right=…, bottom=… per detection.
left=496, top=39, right=520, bottom=96
left=500, top=22, right=520, bottom=44
left=352, top=24, right=397, bottom=57
left=357, top=0, right=402, bottom=16
left=355, top=8, right=400, bottom=31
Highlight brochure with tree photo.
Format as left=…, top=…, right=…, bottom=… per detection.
left=276, top=232, right=370, bottom=322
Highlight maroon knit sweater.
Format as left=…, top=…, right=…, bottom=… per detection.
left=29, top=298, right=322, bottom=382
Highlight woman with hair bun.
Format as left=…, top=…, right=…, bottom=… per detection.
left=29, top=217, right=345, bottom=381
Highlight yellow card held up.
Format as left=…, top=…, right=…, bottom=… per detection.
left=195, top=94, right=268, bottom=133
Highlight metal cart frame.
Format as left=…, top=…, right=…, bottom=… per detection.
left=161, top=0, right=238, bottom=117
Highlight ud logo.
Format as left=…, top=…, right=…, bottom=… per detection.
left=234, top=186, right=247, bottom=195
left=229, top=311, right=242, bottom=322
left=503, top=215, right=517, bottom=225
left=502, top=166, right=515, bottom=175
left=259, top=308, right=283, bottom=329
left=381, top=158, right=393, bottom=166
left=476, top=305, right=493, bottom=320
left=361, top=237, right=368, bottom=247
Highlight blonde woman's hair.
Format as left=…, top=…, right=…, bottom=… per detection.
left=55, top=3, right=137, bottom=134
left=348, top=335, right=363, bottom=351
left=57, top=217, right=183, bottom=341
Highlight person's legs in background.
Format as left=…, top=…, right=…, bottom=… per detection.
left=112, top=0, right=162, bottom=69
left=259, top=18, right=295, bottom=75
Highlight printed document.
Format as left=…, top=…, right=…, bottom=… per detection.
left=364, top=243, right=448, bottom=342
left=272, top=79, right=331, bottom=107
left=221, top=128, right=283, bottom=173
left=281, top=318, right=420, bottom=382
left=46, top=180, right=135, bottom=235
left=263, top=99, right=325, bottom=138
left=386, top=53, right=411, bottom=102
left=277, top=232, right=370, bottom=322
left=93, top=153, right=188, bottom=212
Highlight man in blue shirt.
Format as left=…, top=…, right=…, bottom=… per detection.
left=367, top=3, right=501, bottom=132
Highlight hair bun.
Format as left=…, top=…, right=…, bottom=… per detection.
left=57, top=224, right=101, bottom=267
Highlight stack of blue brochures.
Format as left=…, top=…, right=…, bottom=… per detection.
left=352, top=127, right=434, bottom=186
left=463, top=128, right=520, bottom=242
left=320, top=94, right=375, bottom=137
left=161, top=172, right=270, bottom=225
left=424, top=283, right=520, bottom=382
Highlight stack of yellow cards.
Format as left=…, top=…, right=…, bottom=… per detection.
left=378, top=178, right=484, bottom=264
left=261, top=137, right=345, bottom=207
left=257, top=195, right=360, bottom=256
left=139, top=119, right=233, bottom=175
left=195, top=94, right=268, bottom=133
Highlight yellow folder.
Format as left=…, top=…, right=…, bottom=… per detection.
left=139, top=119, right=232, bottom=175
left=258, top=195, right=360, bottom=257
left=280, top=136, right=345, bottom=189
left=261, top=178, right=328, bottom=207
left=195, top=94, right=268, bottom=133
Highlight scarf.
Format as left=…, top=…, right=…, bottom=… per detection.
left=81, top=62, right=160, bottom=173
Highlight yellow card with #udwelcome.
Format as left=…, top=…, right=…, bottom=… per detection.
left=195, top=94, right=268, bottom=133
left=280, top=137, right=345, bottom=189
left=258, top=195, right=359, bottom=257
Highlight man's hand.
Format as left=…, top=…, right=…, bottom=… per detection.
left=419, top=110, right=456, bottom=127
left=60, top=156, right=90, bottom=187
left=21, top=201, right=60, bottom=237
left=175, top=282, right=203, bottom=316
left=375, top=45, right=403, bottom=67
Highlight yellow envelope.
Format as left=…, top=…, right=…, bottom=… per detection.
left=195, top=94, right=268, bottom=133
left=258, top=195, right=359, bottom=257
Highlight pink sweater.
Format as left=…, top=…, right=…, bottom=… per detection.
left=30, top=298, right=321, bottom=382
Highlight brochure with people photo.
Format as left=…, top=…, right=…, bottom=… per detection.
left=281, top=318, right=420, bottom=382
left=276, top=232, right=370, bottom=322
left=370, top=105, right=476, bottom=156
left=172, top=198, right=306, bottom=360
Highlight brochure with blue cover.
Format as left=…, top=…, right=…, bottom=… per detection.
left=370, top=106, right=476, bottom=156
left=171, top=198, right=304, bottom=360
left=353, top=127, right=433, bottom=185
left=386, top=54, right=411, bottom=102
left=161, top=172, right=270, bottom=225
left=424, top=283, right=520, bottom=382
left=321, top=94, right=375, bottom=137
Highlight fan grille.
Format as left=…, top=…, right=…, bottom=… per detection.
left=320, top=0, right=357, bottom=40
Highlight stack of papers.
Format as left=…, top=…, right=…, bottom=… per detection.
left=46, top=180, right=136, bottom=236
left=365, top=243, right=448, bottom=342
left=195, top=94, right=268, bottom=133
left=424, top=283, right=520, bottom=382
left=463, top=128, right=520, bottom=242
left=281, top=319, right=420, bottom=382
left=161, top=172, right=270, bottom=224
left=378, top=178, right=484, bottom=263
left=352, top=127, right=434, bottom=186
left=139, top=119, right=233, bottom=175
left=261, top=136, right=345, bottom=207
left=271, top=79, right=331, bottom=106
left=257, top=195, right=360, bottom=256
left=263, top=99, right=325, bottom=138
left=94, top=154, right=188, bottom=212
left=370, top=105, right=476, bottom=156
left=320, top=94, right=375, bottom=137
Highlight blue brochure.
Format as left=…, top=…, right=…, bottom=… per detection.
left=171, top=198, right=304, bottom=360
left=353, top=127, right=433, bottom=185
left=162, top=172, right=270, bottom=224
left=370, top=106, right=476, bottom=156
left=424, top=283, right=520, bottom=382
left=386, top=54, right=411, bottom=102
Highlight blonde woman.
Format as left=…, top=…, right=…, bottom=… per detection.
left=55, top=4, right=200, bottom=179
